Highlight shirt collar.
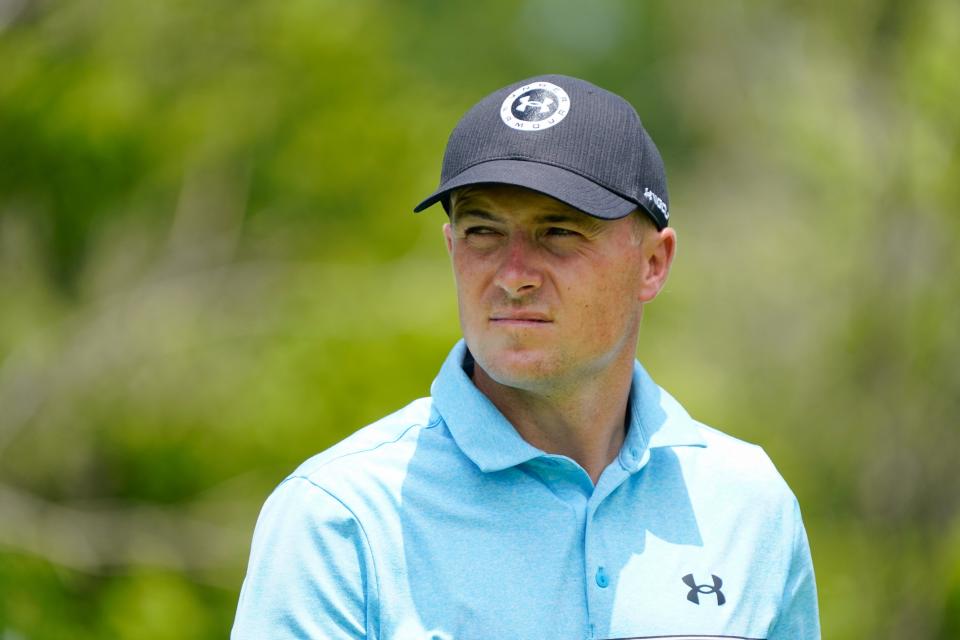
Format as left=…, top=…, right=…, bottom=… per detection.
left=431, top=340, right=543, bottom=472
left=432, top=340, right=706, bottom=474
left=618, top=358, right=706, bottom=472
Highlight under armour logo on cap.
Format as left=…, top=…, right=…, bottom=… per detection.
left=682, top=573, right=726, bottom=606
left=515, top=94, right=554, bottom=114
left=500, top=81, right=569, bottom=131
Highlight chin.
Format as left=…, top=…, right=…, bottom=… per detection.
left=473, top=346, right=563, bottom=390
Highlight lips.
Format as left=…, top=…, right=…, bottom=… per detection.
left=489, top=311, right=552, bottom=323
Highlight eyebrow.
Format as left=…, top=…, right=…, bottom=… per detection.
left=453, top=208, right=601, bottom=230
left=452, top=208, right=499, bottom=223
left=539, top=213, right=591, bottom=225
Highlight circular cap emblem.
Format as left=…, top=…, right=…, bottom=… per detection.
left=500, top=81, right=570, bottom=132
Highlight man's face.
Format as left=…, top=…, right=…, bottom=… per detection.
left=444, top=184, right=674, bottom=394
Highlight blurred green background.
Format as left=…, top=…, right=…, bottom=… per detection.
left=1, top=0, right=959, bottom=637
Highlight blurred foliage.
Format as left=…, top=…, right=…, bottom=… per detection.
left=1, top=0, right=959, bottom=638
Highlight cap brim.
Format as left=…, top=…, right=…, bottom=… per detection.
left=412, top=159, right=638, bottom=220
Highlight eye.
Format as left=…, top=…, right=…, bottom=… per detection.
left=545, top=227, right=581, bottom=237
left=464, top=226, right=498, bottom=236
left=460, top=226, right=503, bottom=247
left=462, top=225, right=499, bottom=240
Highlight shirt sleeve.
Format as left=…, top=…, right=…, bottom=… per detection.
left=768, top=497, right=821, bottom=639
left=232, top=476, right=376, bottom=639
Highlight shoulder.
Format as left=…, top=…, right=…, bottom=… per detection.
left=673, top=419, right=798, bottom=511
left=643, top=379, right=795, bottom=505
left=281, top=396, right=445, bottom=496
left=694, top=421, right=785, bottom=479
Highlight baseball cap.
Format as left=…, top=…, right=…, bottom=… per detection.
left=413, top=74, right=670, bottom=229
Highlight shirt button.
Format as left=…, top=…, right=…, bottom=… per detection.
left=595, top=566, right=609, bottom=588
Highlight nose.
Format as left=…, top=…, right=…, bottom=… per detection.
left=493, top=234, right=542, bottom=298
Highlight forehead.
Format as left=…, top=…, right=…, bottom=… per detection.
left=450, top=184, right=599, bottom=225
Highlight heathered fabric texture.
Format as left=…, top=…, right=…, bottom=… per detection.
left=232, top=341, right=820, bottom=639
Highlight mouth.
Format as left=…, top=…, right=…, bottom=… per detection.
left=489, top=312, right=553, bottom=325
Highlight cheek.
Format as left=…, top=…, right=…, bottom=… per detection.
left=569, top=275, right=638, bottom=335
left=453, top=250, right=497, bottom=290
left=452, top=261, right=487, bottom=316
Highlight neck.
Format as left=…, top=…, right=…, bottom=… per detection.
left=472, top=352, right=636, bottom=484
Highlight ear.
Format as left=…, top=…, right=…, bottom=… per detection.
left=638, top=227, right=677, bottom=303
left=443, top=222, right=454, bottom=255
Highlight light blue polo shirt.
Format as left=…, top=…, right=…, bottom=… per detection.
left=233, top=341, right=819, bottom=639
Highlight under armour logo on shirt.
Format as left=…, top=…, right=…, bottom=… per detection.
left=682, top=573, right=726, bottom=606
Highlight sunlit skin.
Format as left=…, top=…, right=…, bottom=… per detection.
left=444, top=184, right=676, bottom=482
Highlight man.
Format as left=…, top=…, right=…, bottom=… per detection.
left=232, top=74, right=820, bottom=639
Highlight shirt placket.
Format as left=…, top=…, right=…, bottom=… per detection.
left=583, top=457, right=637, bottom=640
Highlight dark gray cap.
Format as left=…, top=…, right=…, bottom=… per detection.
left=413, top=74, right=670, bottom=229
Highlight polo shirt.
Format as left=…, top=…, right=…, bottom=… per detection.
left=232, top=340, right=820, bottom=639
